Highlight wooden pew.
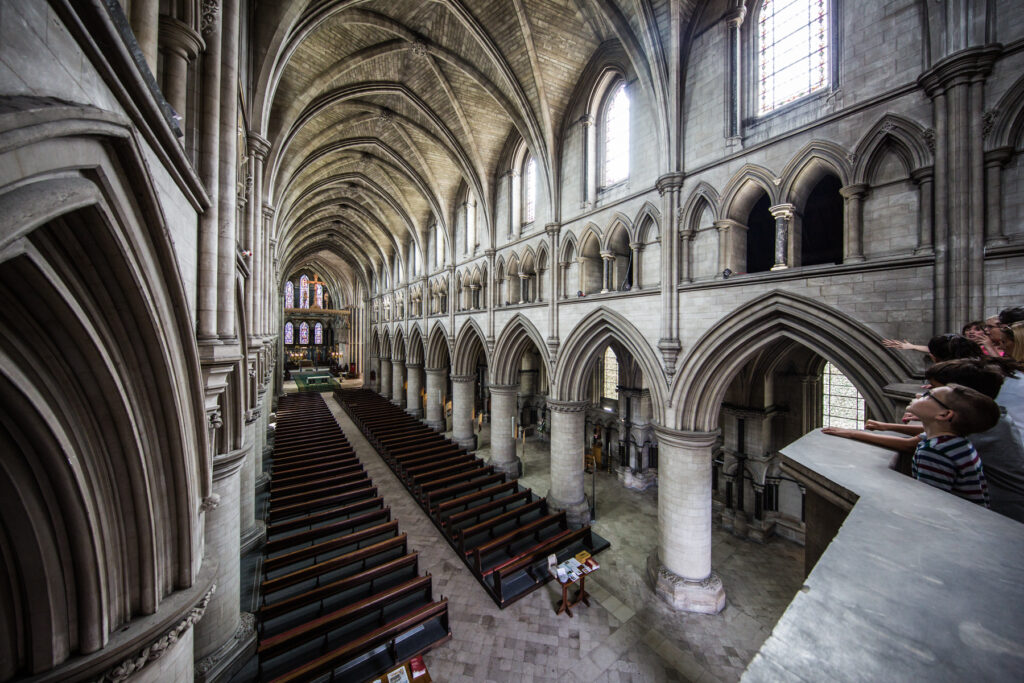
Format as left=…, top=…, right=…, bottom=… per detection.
left=489, top=527, right=595, bottom=604
left=267, top=484, right=377, bottom=523
left=455, top=498, right=546, bottom=556
left=265, top=507, right=391, bottom=555
left=471, top=511, right=567, bottom=576
left=266, top=496, right=383, bottom=536
left=435, top=481, right=521, bottom=524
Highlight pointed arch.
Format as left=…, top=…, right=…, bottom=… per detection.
left=425, top=322, right=452, bottom=370
left=452, top=317, right=490, bottom=375
left=603, top=213, right=633, bottom=250
left=682, top=182, right=719, bottom=232
left=369, top=327, right=381, bottom=356
left=853, top=114, right=933, bottom=183
left=554, top=307, right=665, bottom=422
left=780, top=141, right=853, bottom=205
left=407, top=325, right=425, bottom=365
left=392, top=327, right=406, bottom=362
left=492, top=314, right=553, bottom=386
left=633, top=201, right=662, bottom=241
left=671, top=290, right=916, bottom=431
left=721, top=164, right=780, bottom=221
left=380, top=328, right=392, bottom=359
left=989, top=74, right=1024, bottom=150
left=558, top=230, right=578, bottom=262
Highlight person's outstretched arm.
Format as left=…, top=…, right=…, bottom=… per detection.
left=822, top=427, right=919, bottom=453
left=882, top=338, right=930, bottom=353
left=865, top=420, right=921, bottom=436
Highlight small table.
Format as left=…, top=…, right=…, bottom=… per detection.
left=549, top=562, right=595, bottom=618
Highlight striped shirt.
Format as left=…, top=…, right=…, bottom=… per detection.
left=913, top=434, right=990, bottom=507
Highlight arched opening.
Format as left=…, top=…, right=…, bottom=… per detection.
left=578, top=231, right=602, bottom=295
left=800, top=174, right=843, bottom=266
left=746, top=193, right=775, bottom=273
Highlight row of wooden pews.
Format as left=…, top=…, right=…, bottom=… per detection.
left=257, top=393, right=451, bottom=682
left=335, top=388, right=609, bottom=608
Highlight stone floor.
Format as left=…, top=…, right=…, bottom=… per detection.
left=294, top=385, right=803, bottom=682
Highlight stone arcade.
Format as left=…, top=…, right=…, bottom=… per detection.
left=1, top=1, right=1023, bottom=681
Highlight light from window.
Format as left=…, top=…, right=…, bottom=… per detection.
left=314, top=322, right=323, bottom=345
left=436, top=225, right=444, bottom=267
left=758, top=0, right=829, bottom=114
left=821, top=361, right=864, bottom=429
left=603, top=347, right=618, bottom=400
left=524, top=156, right=536, bottom=224
left=466, top=198, right=476, bottom=252
left=284, top=281, right=294, bottom=308
left=603, top=83, right=629, bottom=186
left=315, top=283, right=323, bottom=308
left=284, top=321, right=294, bottom=344
left=299, top=322, right=310, bottom=345
left=299, top=275, right=310, bottom=309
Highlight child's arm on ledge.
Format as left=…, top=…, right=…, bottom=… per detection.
left=865, top=420, right=921, bottom=437
left=821, top=427, right=919, bottom=453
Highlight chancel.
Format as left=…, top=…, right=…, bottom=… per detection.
left=1, top=1, right=1023, bottom=682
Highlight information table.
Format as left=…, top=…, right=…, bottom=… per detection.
left=548, top=551, right=599, bottom=618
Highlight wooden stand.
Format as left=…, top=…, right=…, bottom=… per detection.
left=553, top=572, right=591, bottom=618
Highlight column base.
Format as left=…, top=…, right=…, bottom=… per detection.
left=456, top=435, right=478, bottom=452
left=255, top=472, right=270, bottom=493
left=619, top=467, right=657, bottom=491
left=546, top=493, right=591, bottom=527
left=489, top=456, right=522, bottom=479
left=425, top=419, right=445, bottom=432
left=194, top=612, right=256, bottom=683
left=240, top=521, right=266, bottom=555
left=770, top=263, right=788, bottom=271
left=842, top=255, right=866, bottom=264
left=407, top=407, right=424, bottom=418
left=646, top=554, right=726, bottom=614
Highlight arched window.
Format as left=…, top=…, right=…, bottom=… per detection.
left=284, top=321, right=294, bottom=344
left=299, top=275, right=310, bottom=308
left=523, top=155, right=537, bottom=225
left=284, top=281, right=294, bottom=308
left=314, top=322, right=323, bottom=345
left=299, top=322, right=310, bottom=345
left=465, top=196, right=477, bottom=254
left=435, top=223, right=445, bottom=268
left=821, top=362, right=864, bottom=429
left=602, top=347, right=618, bottom=400
left=314, top=282, right=323, bottom=308
left=602, top=82, right=630, bottom=186
left=758, top=0, right=830, bottom=114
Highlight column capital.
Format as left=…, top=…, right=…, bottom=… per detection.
left=489, top=384, right=520, bottom=395
left=713, top=218, right=747, bottom=233
left=424, top=366, right=448, bottom=375
left=159, top=14, right=204, bottom=58
left=839, top=183, right=869, bottom=199
left=451, top=374, right=476, bottom=383
left=247, top=133, right=271, bottom=160
left=909, top=167, right=934, bottom=184
left=652, top=425, right=719, bottom=449
left=984, top=146, right=1014, bottom=168
left=545, top=222, right=561, bottom=237
left=768, top=203, right=797, bottom=220
left=262, top=205, right=276, bottom=220
left=725, top=6, right=746, bottom=27
left=577, top=114, right=595, bottom=128
left=629, top=241, right=645, bottom=251
left=918, top=44, right=1001, bottom=96
left=406, top=362, right=422, bottom=369
left=599, top=251, right=615, bottom=261
left=546, top=398, right=589, bottom=413
left=655, top=172, right=686, bottom=195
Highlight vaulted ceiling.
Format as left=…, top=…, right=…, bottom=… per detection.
left=253, top=0, right=706, bottom=305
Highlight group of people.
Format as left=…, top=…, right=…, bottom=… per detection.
left=823, top=306, right=1024, bottom=523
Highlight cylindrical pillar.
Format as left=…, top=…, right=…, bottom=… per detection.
left=193, top=447, right=255, bottom=679
left=451, top=374, right=477, bottom=451
left=629, top=241, right=643, bottom=289
left=489, top=385, right=522, bottom=478
left=406, top=363, right=423, bottom=418
left=379, top=357, right=392, bottom=399
left=546, top=399, right=590, bottom=526
left=425, top=368, right=447, bottom=431
left=646, top=426, right=726, bottom=614
left=840, top=184, right=868, bottom=263
left=769, top=203, right=795, bottom=271
left=238, top=421, right=256, bottom=547
left=216, top=0, right=240, bottom=340
left=196, top=1, right=223, bottom=340
left=129, top=0, right=160, bottom=73
left=158, top=16, right=203, bottom=132
left=368, top=354, right=380, bottom=392
left=391, top=358, right=405, bottom=407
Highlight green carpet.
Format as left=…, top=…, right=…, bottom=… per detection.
left=291, top=371, right=340, bottom=392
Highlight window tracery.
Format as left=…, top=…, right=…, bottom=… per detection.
left=757, top=0, right=829, bottom=114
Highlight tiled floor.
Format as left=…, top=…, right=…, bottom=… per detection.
left=313, top=388, right=804, bottom=682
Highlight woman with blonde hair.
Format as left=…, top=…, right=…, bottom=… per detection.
left=1001, top=322, right=1024, bottom=362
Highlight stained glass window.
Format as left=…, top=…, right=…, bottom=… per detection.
left=603, top=83, right=629, bottom=186
left=758, top=0, right=829, bottom=114
left=315, top=283, right=323, bottom=308
left=299, top=275, right=310, bottom=308
left=299, top=322, right=309, bottom=345
left=284, top=281, right=294, bottom=308
left=822, top=361, right=864, bottom=429
left=284, top=322, right=294, bottom=344
left=314, top=322, right=323, bottom=345
left=524, top=156, right=536, bottom=224
left=603, top=347, right=618, bottom=400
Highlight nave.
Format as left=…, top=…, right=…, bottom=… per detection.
left=262, top=383, right=805, bottom=682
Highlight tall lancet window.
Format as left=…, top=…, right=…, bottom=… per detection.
left=603, top=82, right=629, bottom=186
left=602, top=347, right=619, bottom=400
left=314, top=322, right=323, bottom=345
left=523, top=156, right=537, bottom=224
left=284, top=322, right=294, bottom=344
left=299, top=274, right=310, bottom=308
left=315, top=282, right=323, bottom=308
left=758, top=0, right=829, bottom=114
left=284, top=281, right=294, bottom=308
left=299, top=321, right=310, bottom=344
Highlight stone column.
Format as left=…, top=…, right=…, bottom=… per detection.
left=600, top=251, right=615, bottom=292
left=489, top=385, right=522, bottom=478
left=391, top=358, right=405, bottom=407
left=130, top=0, right=160, bottom=73
left=769, top=203, right=795, bottom=271
left=629, top=241, right=644, bottom=289
left=655, top=174, right=683, bottom=374
left=714, top=219, right=747, bottom=275
left=546, top=399, right=590, bottom=526
left=839, top=184, right=868, bottom=263
left=646, top=427, right=726, bottom=614
left=451, top=374, right=477, bottom=451
left=424, top=368, right=447, bottom=431
left=910, top=168, right=935, bottom=255
left=194, top=447, right=256, bottom=680
left=196, top=0, right=223, bottom=340
left=984, top=149, right=1011, bottom=247
left=216, top=0, right=240, bottom=340
left=559, top=261, right=569, bottom=299
left=519, top=273, right=529, bottom=304
left=726, top=6, right=746, bottom=144
left=239, top=410, right=264, bottom=553
left=158, top=16, right=203, bottom=132
left=406, top=362, right=423, bottom=417
left=246, top=135, right=270, bottom=336
left=379, top=357, right=392, bottom=399
left=368, top=354, right=379, bottom=392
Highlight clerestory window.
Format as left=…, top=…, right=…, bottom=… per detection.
left=523, top=155, right=537, bottom=225
left=602, top=347, right=619, bottom=400
left=602, top=82, right=630, bottom=186
left=757, top=0, right=830, bottom=114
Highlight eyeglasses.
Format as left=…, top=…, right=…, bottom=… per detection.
left=921, top=389, right=951, bottom=411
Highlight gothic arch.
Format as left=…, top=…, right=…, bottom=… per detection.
left=721, top=164, right=780, bottom=221
left=671, top=290, right=915, bottom=432
left=392, top=327, right=406, bottom=361
left=559, top=230, right=578, bottom=262
left=780, top=141, right=853, bottom=206
left=553, top=307, right=665, bottom=421
left=452, top=317, right=490, bottom=375
left=603, top=214, right=633, bottom=251
left=853, top=114, right=933, bottom=183
left=369, top=327, right=381, bottom=356
left=425, top=322, right=452, bottom=370
left=681, top=182, right=719, bottom=232
left=989, top=74, right=1024, bottom=150
left=407, top=325, right=425, bottom=365
left=632, top=201, right=662, bottom=240
left=380, top=328, right=392, bottom=359
left=491, top=314, right=552, bottom=385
